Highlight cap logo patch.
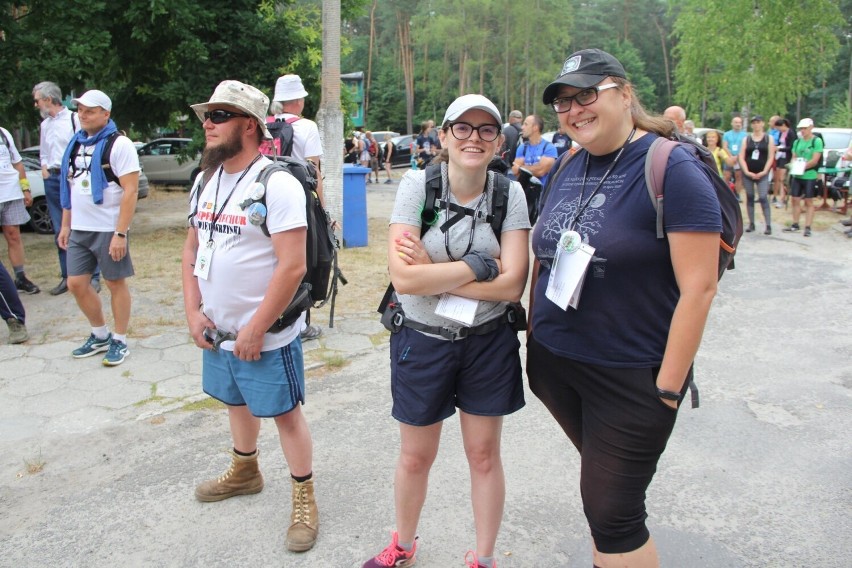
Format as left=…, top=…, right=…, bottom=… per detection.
left=561, top=55, right=581, bottom=75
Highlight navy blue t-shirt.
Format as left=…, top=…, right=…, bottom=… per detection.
left=531, top=133, right=722, bottom=367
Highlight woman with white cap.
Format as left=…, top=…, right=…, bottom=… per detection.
left=527, top=49, right=722, bottom=567
left=363, top=94, right=531, bottom=568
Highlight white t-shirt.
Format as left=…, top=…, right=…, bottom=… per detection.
left=0, top=127, right=23, bottom=204
left=68, top=135, right=140, bottom=231
left=273, top=113, right=323, bottom=160
left=190, top=156, right=308, bottom=351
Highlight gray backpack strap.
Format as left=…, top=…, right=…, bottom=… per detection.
left=644, top=138, right=678, bottom=239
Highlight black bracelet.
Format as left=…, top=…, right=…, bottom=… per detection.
left=656, top=387, right=681, bottom=401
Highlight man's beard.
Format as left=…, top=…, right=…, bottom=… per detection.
left=200, top=129, right=243, bottom=171
left=39, top=108, right=50, bottom=120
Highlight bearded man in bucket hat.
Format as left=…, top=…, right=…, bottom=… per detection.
left=182, top=80, right=320, bottom=552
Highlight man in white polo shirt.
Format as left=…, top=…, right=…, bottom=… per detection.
left=57, top=90, right=140, bottom=366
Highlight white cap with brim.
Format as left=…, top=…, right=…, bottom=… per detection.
left=442, top=94, right=502, bottom=127
left=797, top=118, right=814, bottom=129
left=190, top=80, right=272, bottom=139
left=273, top=75, right=309, bottom=102
left=72, top=90, right=112, bottom=111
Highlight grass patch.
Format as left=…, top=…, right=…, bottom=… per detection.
left=23, top=452, right=46, bottom=475
left=181, top=397, right=226, bottom=412
left=369, top=330, right=390, bottom=346
left=321, top=353, right=349, bottom=369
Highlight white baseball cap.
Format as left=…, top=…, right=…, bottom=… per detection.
left=72, top=89, right=112, bottom=111
left=190, top=80, right=272, bottom=139
left=796, top=118, right=814, bottom=129
left=273, top=75, right=309, bottom=102
left=442, top=94, right=502, bottom=126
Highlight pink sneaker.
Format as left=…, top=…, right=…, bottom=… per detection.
left=465, top=550, right=497, bottom=568
left=362, top=531, right=417, bottom=567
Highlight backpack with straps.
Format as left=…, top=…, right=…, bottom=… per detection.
left=543, top=133, right=743, bottom=281
left=68, top=131, right=124, bottom=187
left=376, top=163, right=513, bottom=316
left=191, top=155, right=345, bottom=330
left=259, top=116, right=299, bottom=157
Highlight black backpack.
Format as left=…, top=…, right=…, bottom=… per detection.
left=377, top=163, right=511, bottom=314
left=259, top=116, right=298, bottom=157
left=68, top=131, right=124, bottom=186
left=192, top=155, right=345, bottom=330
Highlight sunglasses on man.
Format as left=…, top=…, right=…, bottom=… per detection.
left=203, top=109, right=250, bottom=124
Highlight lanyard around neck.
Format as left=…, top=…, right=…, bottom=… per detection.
left=569, top=128, right=636, bottom=231
left=208, top=154, right=262, bottom=244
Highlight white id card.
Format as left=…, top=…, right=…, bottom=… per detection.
left=79, top=175, right=92, bottom=195
left=545, top=242, right=595, bottom=310
left=193, top=244, right=213, bottom=280
left=790, top=158, right=806, bottom=176
left=751, top=148, right=760, bottom=161
left=435, top=293, right=479, bottom=326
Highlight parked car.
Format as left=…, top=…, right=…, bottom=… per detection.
left=137, top=138, right=200, bottom=186
left=812, top=127, right=852, bottom=168
left=371, top=131, right=400, bottom=145
left=21, top=151, right=149, bottom=235
left=693, top=127, right=724, bottom=145
left=389, top=134, right=415, bottom=167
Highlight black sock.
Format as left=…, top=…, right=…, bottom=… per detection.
left=233, top=447, right=257, bottom=457
left=291, top=472, right=313, bottom=483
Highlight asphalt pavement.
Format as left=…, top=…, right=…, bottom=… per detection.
left=1, top=179, right=850, bottom=567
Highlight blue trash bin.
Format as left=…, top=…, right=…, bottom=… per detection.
left=341, top=165, right=371, bottom=248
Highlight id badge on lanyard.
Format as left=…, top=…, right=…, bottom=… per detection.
left=545, top=230, right=595, bottom=310
left=194, top=240, right=215, bottom=280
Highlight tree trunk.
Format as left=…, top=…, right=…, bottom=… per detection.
left=653, top=15, right=672, bottom=105
left=365, top=0, right=377, bottom=124
left=397, top=13, right=414, bottom=135
left=317, top=0, right=343, bottom=231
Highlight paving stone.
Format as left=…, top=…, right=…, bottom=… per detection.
left=0, top=355, right=46, bottom=378
left=322, top=333, right=375, bottom=352
left=156, top=374, right=202, bottom=399
left=44, top=406, right=116, bottom=436
left=161, top=344, right=199, bottom=363
left=3, top=373, right=70, bottom=398
left=138, top=333, right=193, bottom=350
left=27, top=341, right=81, bottom=360
left=334, top=318, right=387, bottom=336
left=0, top=414, right=47, bottom=443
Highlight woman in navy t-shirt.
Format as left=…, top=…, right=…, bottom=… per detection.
left=528, top=49, right=722, bottom=567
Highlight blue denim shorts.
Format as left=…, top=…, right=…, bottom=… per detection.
left=202, top=337, right=305, bottom=418
left=389, top=323, right=525, bottom=426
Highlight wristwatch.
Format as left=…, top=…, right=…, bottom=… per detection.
left=114, top=231, right=127, bottom=238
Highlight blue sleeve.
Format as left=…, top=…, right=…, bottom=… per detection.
left=662, top=147, right=722, bottom=234
left=544, top=142, right=558, bottom=158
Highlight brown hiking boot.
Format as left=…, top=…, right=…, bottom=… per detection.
left=195, top=450, right=264, bottom=502
left=286, top=477, right=319, bottom=552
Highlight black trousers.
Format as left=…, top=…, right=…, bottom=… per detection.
left=0, top=261, right=25, bottom=323
left=526, top=334, right=685, bottom=554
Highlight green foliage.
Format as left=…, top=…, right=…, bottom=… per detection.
left=826, top=98, right=852, bottom=128
left=0, top=0, right=328, bottom=141
left=673, top=0, right=843, bottom=124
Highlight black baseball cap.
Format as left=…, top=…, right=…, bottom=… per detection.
left=751, top=115, right=764, bottom=122
left=543, top=49, right=627, bottom=104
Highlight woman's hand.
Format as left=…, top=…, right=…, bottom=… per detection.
left=395, top=231, right=432, bottom=265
